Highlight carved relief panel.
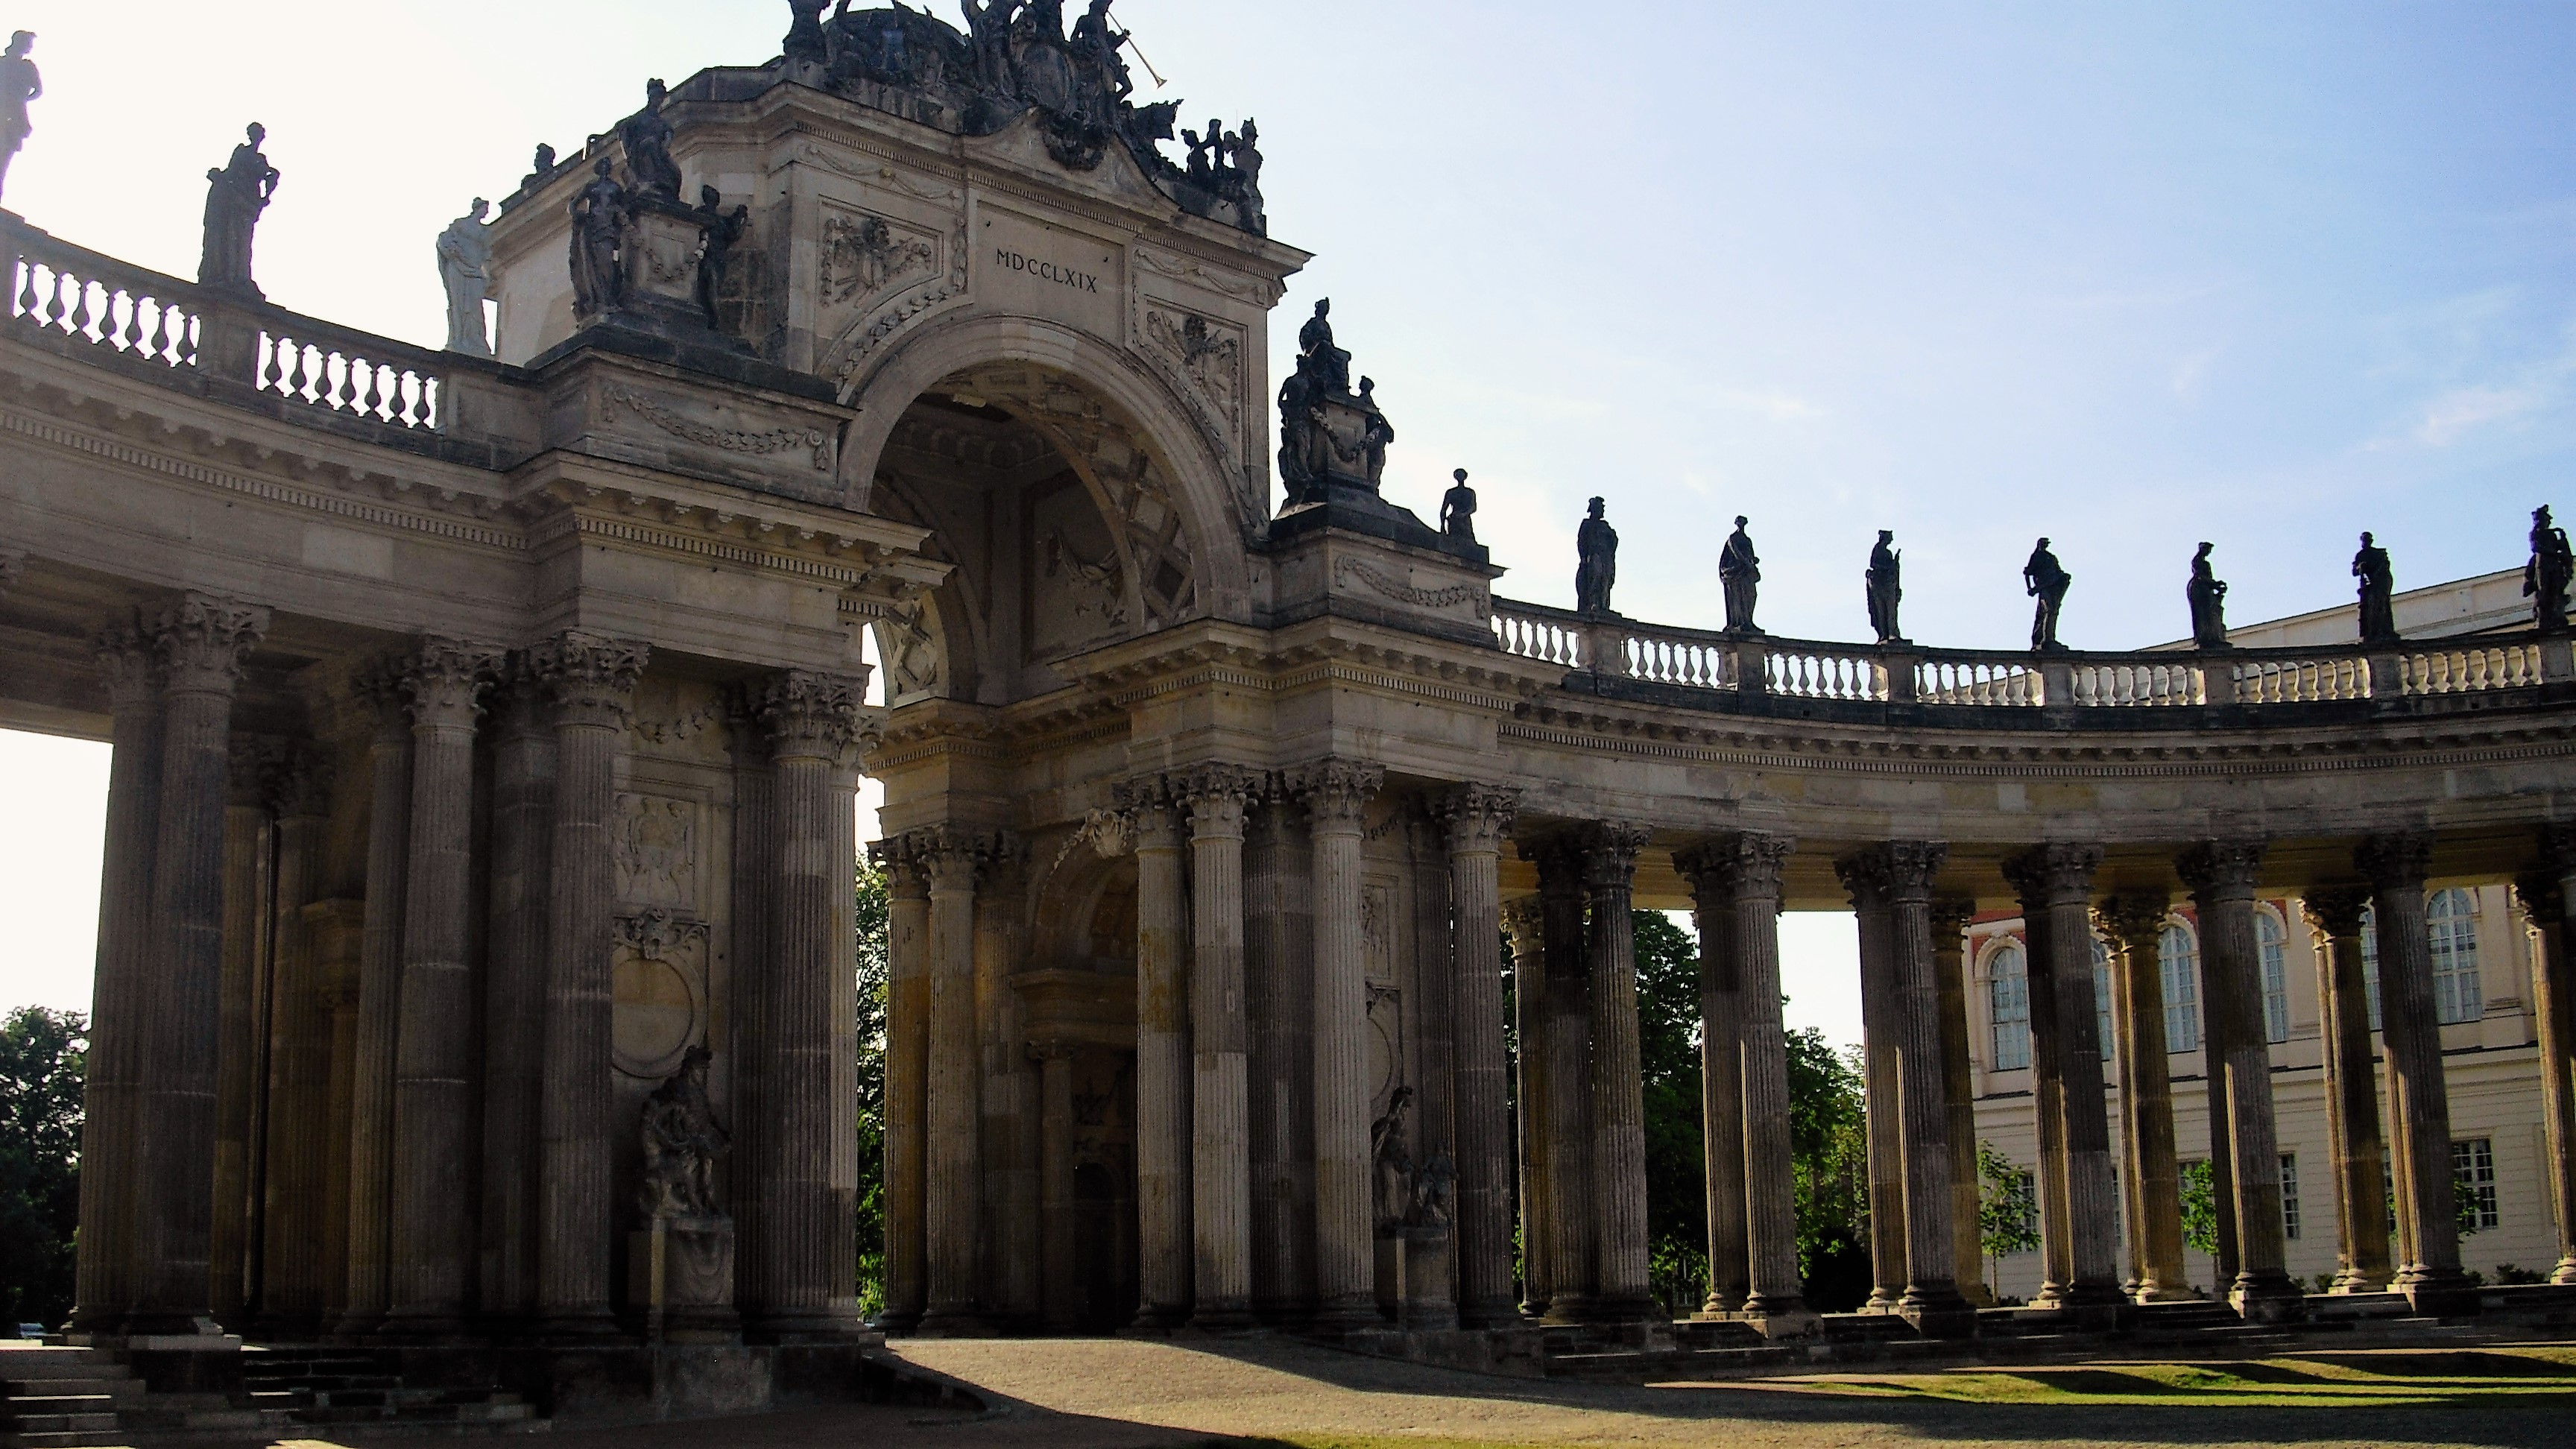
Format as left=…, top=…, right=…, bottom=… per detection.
left=615, top=792, right=700, bottom=912
left=1023, top=473, right=1130, bottom=663
left=613, top=910, right=710, bottom=1081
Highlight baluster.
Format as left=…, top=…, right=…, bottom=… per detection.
left=258, top=334, right=282, bottom=392
left=405, top=373, right=428, bottom=428
left=41, top=267, right=69, bottom=329
left=12, top=258, right=34, bottom=321
left=111, top=289, right=139, bottom=353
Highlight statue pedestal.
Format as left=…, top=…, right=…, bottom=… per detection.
left=1372, top=1225, right=1456, bottom=1330
left=628, top=1214, right=738, bottom=1342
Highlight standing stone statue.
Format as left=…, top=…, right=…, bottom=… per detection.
left=1865, top=528, right=1904, bottom=644
left=568, top=158, right=628, bottom=320
left=2527, top=505, right=2573, bottom=632
left=0, top=31, right=40, bottom=205
left=1230, top=119, right=1266, bottom=233
left=2187, top=542, right=2230, bottom=648
left=2023, top=536, right=2071, bottom=651
left=1370, top=1085, right=1416, bottom=1233
left=2353, top=531, right=2398, bottom=644
left=1357, top=376, right=1393, bottom=485
left=520, top=142, right=557, bottom=195
left=783, top=0, right=832, bottom=63
left=1720, top=516, right=1761, bottom=634
left=1298, top=298, right=1350, bottom=395
left=1439, top=469, right=1478, bottom=545
left=619, top=79, right=683, bottom=202
left=637, top=1045, right=730, bottom=1220
left=695, top=185, right=749, bottom=331
left=435, top=200, right=495, bottom=357
left=199, top=123, right=280, bottom=297
left=1575, top=496, right=1618, bottom=615
left=1414, top=1150, right=1455, bottom=1228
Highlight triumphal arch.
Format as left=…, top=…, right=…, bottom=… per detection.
left=5, top=0, right=2576, bottom=1426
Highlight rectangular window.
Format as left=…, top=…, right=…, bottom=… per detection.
left=2258, top=914, right=2291, bottom=1044
left=2453, top=1137, right=2499, bottom=1232
left=1990, top=946, right=2032, bottom=1072
left=2279, top=1153, right=2300, bottom=1240
left=2093, top=939, right=2115, bottom=1064
left=2362, top=908, right=2383, bottom=1032
left=2162, top=925, right=2201, bottom=1054
left=2428, top=889, right=2484, bottom=1026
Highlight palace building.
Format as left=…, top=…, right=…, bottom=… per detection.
left=2, top=1, right=2575, bottom=1431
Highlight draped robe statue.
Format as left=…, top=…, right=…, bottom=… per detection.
left=200, top=123, right=280, bottom=295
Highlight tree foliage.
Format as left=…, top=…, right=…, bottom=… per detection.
left=1630, top=910, right=1708, bottom=1313
left=1977, top=1140, right=2040, bottom=1278
left=1784, top=1026, right=1872, bottom=1310
left=853, top=859, right=889, bottom=1316
left=0, top=1005, right=86, bottom=1330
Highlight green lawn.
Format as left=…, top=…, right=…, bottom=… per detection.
left=1705, top=1345, right=2576, bottom=1408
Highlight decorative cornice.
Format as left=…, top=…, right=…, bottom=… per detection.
left=602, top=382, right=833, bottom=473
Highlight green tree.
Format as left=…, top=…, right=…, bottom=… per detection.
left=1976, top=1140, right=2039, bottom=1298
left=1784, top=1026, right=1871, bottom=1309
left=2178, top=1159, right=2218, bottom=1257
left=853, top=858, right=889, bottom=1317
left=1630, top=910, right=1707, bottom=1313
left=0, top=1005, right=86, bottom=1330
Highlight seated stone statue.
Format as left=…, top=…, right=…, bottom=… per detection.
left=637, top=1044, right=730, bottom=1220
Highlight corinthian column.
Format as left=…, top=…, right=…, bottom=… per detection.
left=2538, top=827, right=2576, bottom=1285
left=2100, top=894, right=2188, bottom=1302
left=1124, top=779, right=1193, bottom=1330
left=69, top=627, right=160, bottom=1336
left=1837, top=853, right=1906, bottom=1314
left=1882, top=842, right=1971, bottom=1336
left=1580, top=822, right=1658, bottom=1324
left=211, top=739, right=272, bottom=1327
left=528, top=633, right=649, bottom=1340
left=1503, top=897, right=1550, bottom=1320
left=130, top=594, right=268, bottom=1336
left=1290, top=760, right=1385, bottom=1330
left=2358, top=834, right=2478, bottom=1314
left=868, top=836, right=930, bottom=1331
left=2303, top=886, right=2390, bottom=1293
left=1675, top=844, right=1749, bottom=1316
left=1521, top=833, right=1594, bottom=1322
left=385, top=639, right=503, bottom=1338
left=1178, top=765, right=1262, bottom=1329
left=919, top=824, right=999, bottom=1333
left=745, top=669, right=867, bottom=1339
left=2003, top=843, right=2122, bottom=1326
left=1722, top=833, right=1816, bottom=1337
left=479, top=669, right=553, bottom=1330
left=1245, top=789, right=1315, bottom=1322
left=2177, top=842, right=2303, bottom=1324
left=1932, top=900, right=1989, bottom=1307
left=257, top=748, right=335, bottom=1337
left=335, top=660, right=411, bottom=1337
left=1434, top=786, right=1519, bottom=1328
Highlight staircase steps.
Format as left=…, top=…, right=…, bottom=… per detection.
left=0, top=1343, right=540, bottom=1447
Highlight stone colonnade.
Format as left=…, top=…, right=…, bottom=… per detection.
left=64, top=589, right=877, bottom=1344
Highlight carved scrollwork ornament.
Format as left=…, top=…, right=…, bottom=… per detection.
left=1082, top=806, right=1137, bottom=860
left=1579, top=821, right=1655, bottom=888
left=395, top=636, right=508, bottom=727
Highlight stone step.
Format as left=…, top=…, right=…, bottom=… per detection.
left=4, top=1379, right=144, bottom=1398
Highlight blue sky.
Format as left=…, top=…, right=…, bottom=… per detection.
left=4, top=1, right=2574, bottom=1034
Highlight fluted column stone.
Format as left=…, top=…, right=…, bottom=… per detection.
left=1580, top=823, right=1658, bottom=1324
left=1245, top=789, right=1316, bottom=1322
left=1838, top=854, right=1907, bottom=1314
left=2303, top=886, right=2392, bottom=1294
left=1521, top=833, right=1595, bottom=1323
left=2100, top=895, right=2190, bottom=1302
left=1675, top=845, right=1748, bottom=1318
left=385, top=638, right=503, bottom=1338
left=1293, top=759, right=1386, bottom=1330
left=1035, top=1045, right=1079, bottom=1330
left=1123, top=780, right=1193, bottom=1330
left=1931, top=899, right=1989, bottom=1307
left=1180, top=765, right=1262, bottom=1328
left=1503, top=898, right=1550, bottom=1320
left=1721, top=833, right=1816, bottom=1337
left=67, top=625, right=160, bottom=1336
left=256, top=751, right=335, bottom=1335
left=211, top=742, right=272, bottom=1326
left=2538, top=827, right=2576, bottom=1285
left=745, top=670, right=868, bottom=1339
left=2358, top=834, right=2477, bottom=1314
left=1884, top=844, right=1971, bottom=1334
left=1435, top=785, right=1521, bottom=1329
left=868, top=835, right=929, bottom=1330
left=130, top=595, right=268, bottom=1335
left=479, top=672, right=552, bottom=1330
left=2179, top=842, right=2304, bottom=1323
left=921, top=825, right=1000, bottom=1333
left=334, top=660, right=412, bottom=1337
left=2003, top=843, right=2123, bottom=1325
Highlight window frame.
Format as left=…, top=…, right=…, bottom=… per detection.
left=1986, top=938, right=2032, bottom=1073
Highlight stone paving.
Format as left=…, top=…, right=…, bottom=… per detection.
left=484, top=1336, right=2575, bottom=1449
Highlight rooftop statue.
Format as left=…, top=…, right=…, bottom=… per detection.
left=1575, top=497, right=1618, bottom=615
left=1866, top=529, right=1904, bottom=644
left=695, top=186, right=751, bottom=333
left=1278, top=299, right=1392, bottom=507
left=1440, top=470, right=1478, bottom=545
left=1357, top=376, right=1393, bottom=487
left=2187, top=541, right=2230, bottom=649
left=619, top=80, right=684, bottom=202
left=2527, top=505, right=2572, bottom=633
left=783, top=0, right=832, bottom=63
left=200, top=123, right=280, bottom=297
left=520, top=142, right=557, bottom=196
left=2354, top=531, right=2397, bottom=644
left=568, top=158, right=628, bottom=321
left=1720, top=516, right=1762, bottom=634
left=637, top=1045, right=730, bottom=1220
left=2024, top=536, right=2071, bottom=652
left=0, top=31, right=40, bottom=205
left=435, top=199, right=495, bottom=357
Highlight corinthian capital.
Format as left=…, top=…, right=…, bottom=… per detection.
left=94, top=621, right=159, bottom=707
left=1431, top=783, right=1521, bottom=854
left=2516, top=874, right=2566, bottom=928
left=2354, top=832, right=2431, bottom=891
left=756, top=669, right=865, bottom=760
left=2001, top=842, right=2103, bottom=909
left=528, top=631, right=650, bottom=727
left=2175, top=839, right=2266, bottom=901
left=866, top=834, right=929, bottom=895
left=2300, top=884, right=2371, bottom=938
left=903, top=824, right=1018, bottom=891
left=2097, top=893, right=2172, bottom=949
left=1175, top=763, right=1266, bottom=836
left=147, top=592, right=269, bottom=694
left=1286, top=758, right=1384, bottom=832
left=396, top=636, right=508, bottom=727
left=1579, top=821, right=1654, bottom=890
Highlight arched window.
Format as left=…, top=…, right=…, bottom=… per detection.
left=1989, top=942, right=2031, bottom=1071
left=2092, top=935, right=2115, bottom=1062
left=2258, top=909, right=2291, bottom=1044
left=2428, top=887, right=2483, bottom=1025
left=2161, top=921, right=2201, bottom=1053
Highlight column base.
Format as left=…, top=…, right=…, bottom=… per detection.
left=1898, top=1287, right=1977, bottom=1339
left=871, top=1308, right=924, bottom=1336
left=2399, top=1269, right=2484, bottom=1318
left=527, top=1310, right=627, bottom=1345
left=1307, top=1295, right=1386, bottom=1335
left=2043, top=1284, right=2130, bottom=1332
left=1456, top=1298, right=1521, bottom=1331
left=1535, top=1292, right=1594, bottom=1328
left=2134, top=1275, right=2203, bottom=1303
left=1184, top=1305, right=1260, bottom=1333
left=2229, top=1272, right=2308, bottom=1325
left=2551, top=1256, right=2576, bottom=1287
left=1123, top=1303, right=1194, bottom=1336
left=912, top=1309, right=992, bottom=1339
left=1694, top=1288, right=1749, bottom=1319
left=376, top=1307, right=476, bottom=1343
left=1741, top=1294, right=1821, bottom=1339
